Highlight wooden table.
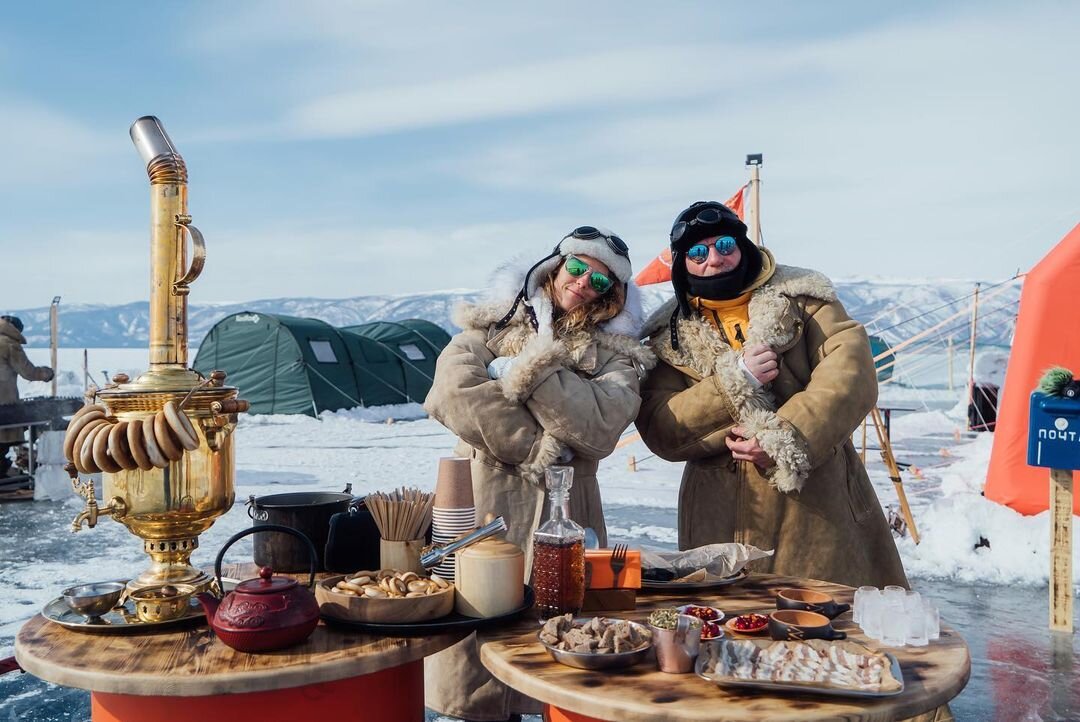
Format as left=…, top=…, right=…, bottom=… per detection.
left=14, top=564, right=467, bottom=722
left=479, top=573, right=970, bottom=722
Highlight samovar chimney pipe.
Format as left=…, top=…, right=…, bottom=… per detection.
left=130, top=116, right=197, bottom=366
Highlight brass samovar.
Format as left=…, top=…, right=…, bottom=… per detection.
left=67, top=117, right=248, bottom=592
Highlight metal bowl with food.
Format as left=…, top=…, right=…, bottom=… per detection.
left=130, top=583, right=198, bottom=623
left=538, top=615, right=653, bottom=671
left=315, top=570, right=455, bottom=624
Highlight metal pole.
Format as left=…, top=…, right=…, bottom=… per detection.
left=946, top=337, right=954, bottom=392
left=83, top=349, right=89, bottom=394
left=745, top=154, right=763, bottom=247
left=966, top=283, right=981, bottom=431
left=50, top=296, right=60, bottom=397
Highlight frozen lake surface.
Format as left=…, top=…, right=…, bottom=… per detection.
left=2, top=392, right=1077, bottom=720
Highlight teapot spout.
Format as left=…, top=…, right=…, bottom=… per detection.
left=196, top=592, right=220, bottom=620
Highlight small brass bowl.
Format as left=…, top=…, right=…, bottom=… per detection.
left=130, top=583, right=196, bottom=623
left=62, top=581, right=126, bottom=621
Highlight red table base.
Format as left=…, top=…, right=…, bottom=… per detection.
left=91, top=660, right=423, bottom=722
left=544, top=706, right=604, bottom=722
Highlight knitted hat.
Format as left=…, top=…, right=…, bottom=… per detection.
left=494, top=226, right=632, bottom=331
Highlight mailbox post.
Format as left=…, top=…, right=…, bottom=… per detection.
left=1027, top=391, right=1077, bottom=633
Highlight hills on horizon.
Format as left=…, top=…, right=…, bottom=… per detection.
left=7, top=277, right=1020, bottom=350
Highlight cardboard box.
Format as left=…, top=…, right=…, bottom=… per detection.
left=584, top=549, right=641, bottom=589
left=582, top=588, right=637, bottom=612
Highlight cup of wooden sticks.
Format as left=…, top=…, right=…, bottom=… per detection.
left=367, top=487, right=436, bottom=575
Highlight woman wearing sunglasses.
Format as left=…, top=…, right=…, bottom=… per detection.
left=424, top=226, right=654, bottom=722
left=636, top=201, right=907, bottom=592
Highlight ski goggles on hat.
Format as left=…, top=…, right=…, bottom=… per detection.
left=686, top=236, right=737, bottom=264
left=671, top=207, right=732, bottom=244
left=564, top=254, right=615, bottom=294
left=566, top=226, right=630, bottom=259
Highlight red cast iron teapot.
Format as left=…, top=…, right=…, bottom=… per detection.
left=197, top=524, right=320, bottom=652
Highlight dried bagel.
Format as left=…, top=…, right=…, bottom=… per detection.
left=65, top=408, right=106, bottom=462
left=141, top=415, right=169, bottom=469
left=163, top=400, right=199, bottom=451
left=126, top=418, right=154, bottom=471
left=153, top=411, right=183, bottom=462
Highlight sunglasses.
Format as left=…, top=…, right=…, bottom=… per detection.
left=671, top=206, right=731, bottom=244
left=564, top=254, right=615, bottom=294
left=566, top=225, right=630, bottom=259
left=686, top=236, right=738, bottom=264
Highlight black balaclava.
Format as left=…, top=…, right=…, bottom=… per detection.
left=684, top=236, right=762, bottom=301
left=667, top=201, right=761, bottom=349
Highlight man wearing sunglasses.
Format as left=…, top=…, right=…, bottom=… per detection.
left=636, top=201, right=907, bottom=592
left=424, top=226, right=654, bottom=722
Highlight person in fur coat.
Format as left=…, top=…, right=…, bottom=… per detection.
left=0, top=315, right=54, bottom=475
left=424, top=226, right=655, bottom=722
left=636, top=201, right=908, bottom=590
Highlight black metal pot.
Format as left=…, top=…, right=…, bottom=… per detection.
left=247, top=484, right=359, bottom=572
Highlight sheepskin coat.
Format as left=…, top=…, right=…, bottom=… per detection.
left=0, top=318, right=53, bottom=443
left=637, top=249, right=908, bottom=589
left=423, top=262, right=655, bottom=720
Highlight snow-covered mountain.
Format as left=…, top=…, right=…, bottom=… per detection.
left=7, top=277, right=1020, bottom=349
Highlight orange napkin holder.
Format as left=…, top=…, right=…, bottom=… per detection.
left=584, top=549, right=641, bottom=589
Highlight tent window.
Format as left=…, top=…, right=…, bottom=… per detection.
left=309, top=340, right=338, bottom=363
left=399, top=344, right=425, bottom=361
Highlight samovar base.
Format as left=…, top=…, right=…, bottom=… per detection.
left=126, top=536, right=214, bottom=593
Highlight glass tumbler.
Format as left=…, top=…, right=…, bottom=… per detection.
left=853, top=586, right=877, bottom=624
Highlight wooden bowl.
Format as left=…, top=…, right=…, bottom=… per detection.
left=315, top=574, right=455, bottom=624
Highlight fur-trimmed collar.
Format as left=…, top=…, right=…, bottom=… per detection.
left=640, top=262, right=834, bottom=494
left=453, top=261, right=654, bottom=369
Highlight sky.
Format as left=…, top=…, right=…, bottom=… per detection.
left=1, top=1, right=1078, bottom=308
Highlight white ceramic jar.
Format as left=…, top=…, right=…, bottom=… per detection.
left=454, top=537, right=524, bottom=618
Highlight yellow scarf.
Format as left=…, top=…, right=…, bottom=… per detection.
left=690, top=293, right=752, bottom=350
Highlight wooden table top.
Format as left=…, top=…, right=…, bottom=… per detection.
left=479, top=573, right=971, bottom=722
left=14, top=564, right=468, bottom=697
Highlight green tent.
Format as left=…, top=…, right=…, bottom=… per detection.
left=193, top=313, right=450, bottom=416
left=869, top=335, right=895, bottom=383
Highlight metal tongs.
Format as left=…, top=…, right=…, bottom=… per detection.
left=419, top=515, right=507, bottom=570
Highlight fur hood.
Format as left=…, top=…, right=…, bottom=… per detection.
left=0, top=319, right=26, bottom=345
left=453, top=258, right=655, bottom=370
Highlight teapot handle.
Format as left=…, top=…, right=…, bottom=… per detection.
left=213, top=524, right=318, bottom=593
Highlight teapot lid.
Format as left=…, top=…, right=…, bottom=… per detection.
left=235, top=566, right=298, bottom=595
left=459, top=537, right=522, bottom=559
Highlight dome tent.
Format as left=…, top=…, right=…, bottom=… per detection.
left=193, top=312, right=450, bottom=416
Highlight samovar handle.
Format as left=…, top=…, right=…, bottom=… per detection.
left=173, top=215, right=206, bottom=293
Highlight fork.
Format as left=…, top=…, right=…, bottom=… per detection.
left=609, top=543, right=628, bottom=586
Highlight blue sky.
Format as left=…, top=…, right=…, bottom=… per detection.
left=1, top=1, right=1078, bottom=307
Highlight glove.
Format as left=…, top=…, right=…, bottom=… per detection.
left=487, top=356, right=516, bottom=380
left=40, top=367, right=55, bottom=383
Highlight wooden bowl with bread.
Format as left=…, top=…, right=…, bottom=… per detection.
left=315, top=569, right=455, bottom=624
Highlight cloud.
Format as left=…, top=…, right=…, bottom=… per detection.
left=0, top=98, right=120, bottom=187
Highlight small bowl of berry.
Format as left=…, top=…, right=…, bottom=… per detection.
left=677, top=604, right=724, bottom=640
left=724, top=612, right=769, bottom=635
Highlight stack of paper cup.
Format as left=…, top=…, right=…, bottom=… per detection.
left=431, top=457, right=476, bottom=582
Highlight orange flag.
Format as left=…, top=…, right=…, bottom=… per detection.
left=635, top=186, right=747, bottom=286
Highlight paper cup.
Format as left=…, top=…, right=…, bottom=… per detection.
left=435, top=457, right=474, bottom=509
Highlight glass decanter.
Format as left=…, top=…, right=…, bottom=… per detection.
left=531, top=466, right=586, bottom=619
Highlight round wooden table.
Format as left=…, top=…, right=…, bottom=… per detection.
left=479, top=573, right=970, bottom=722
left=15, top=565, right=468, bottom=722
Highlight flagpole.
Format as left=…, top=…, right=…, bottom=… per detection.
left=746, top=154, right=763, bottom=247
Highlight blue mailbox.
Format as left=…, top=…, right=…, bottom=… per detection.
left=1027, top=391, right=1080, bottom=469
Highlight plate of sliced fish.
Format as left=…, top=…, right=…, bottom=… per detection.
left=696, top=637, right=904, bottom=698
